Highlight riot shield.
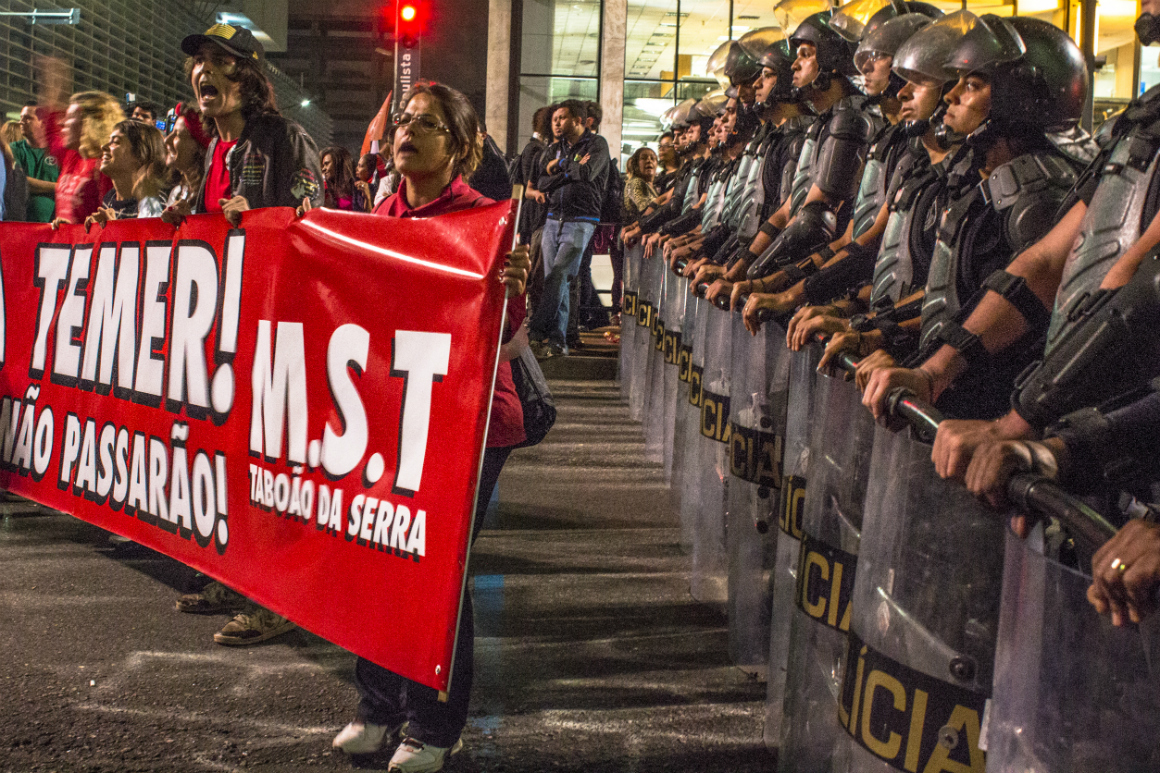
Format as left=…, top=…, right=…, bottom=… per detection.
left=660, top=266, right=688, bottom=481
left=690, top=302, right=734, bottom=604
left=678, top=295, right=711, bottom=554
left=777, top=370, right=874, bottom=773
left=727, top=319, right=791, bottom=669
left=619, top=244, right=642, bottom=403
left=985, top=530, right=1160, bottom=772
left=629, top=249, right=659, bottom=422
left=766, top=342, right=821, bottom=749
left=641, top=255, right=667, bottom=463
left=831, top=428, right=1005, bottom=773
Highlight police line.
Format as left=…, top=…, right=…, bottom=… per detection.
left=620, top=242, right=1160, bottom=773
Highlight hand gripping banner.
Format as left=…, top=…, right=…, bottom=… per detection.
left=0, top=203, right=516, bottom=692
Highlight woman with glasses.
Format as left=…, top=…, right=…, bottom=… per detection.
left=328, top=82, right=530, bottom=773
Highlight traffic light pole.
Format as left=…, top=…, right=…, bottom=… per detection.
left=393, top=39, right=421, bottom=116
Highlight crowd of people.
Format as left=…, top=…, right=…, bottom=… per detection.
left=617, top=0, right=1160, bottom=633
left=1, top=21, right=534, bottom=773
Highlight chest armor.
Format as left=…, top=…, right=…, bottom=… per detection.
left=767, top=116, right=814, bottom=211
left=681, top=160, right=704, bottom=215
left=787, top=125, right=822, bottom=216
left=1048, top=106, right=1160, bottom=351
left=719, top=153, right=756, bottom=230
left=850, top=125, right=900, bottom=240
left=871, top=160, right=940, bottom=307
left=921, top=151, right=1077, bottom=351
left=700, top=170, right=733, bottom=231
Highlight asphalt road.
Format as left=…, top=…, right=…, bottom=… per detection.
left=0, top=380, right=773, bottom=773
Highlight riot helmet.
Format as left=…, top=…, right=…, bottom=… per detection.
left=722, top=40, right=763, bottom=90
left=1136, top=3, right=1160, bottom=47
left=773, top=0, right=834, bottom=37
left=706, top=40, right=736, bottom=91
left=741, top=30, right=798, bottom=106
left=945, top=14, right=1086, bottom=135
left=892, top=13, right=962, bottom=140
left=789, top=12, right=859, bottom=100
left=832, top=0, right=942, bottom=42
left=855, top=13, right=936, bottom=98
left=667, top=98, right=698, bottom=130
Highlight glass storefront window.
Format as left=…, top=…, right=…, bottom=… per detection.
left=522, top=0, right=603, bottom=77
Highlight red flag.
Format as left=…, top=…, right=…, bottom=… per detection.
left=0, top=203, right=516, bottom=691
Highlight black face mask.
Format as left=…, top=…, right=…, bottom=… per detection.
left=1137, top=13, right=1160, bottom=46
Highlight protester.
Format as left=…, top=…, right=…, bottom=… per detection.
left=470, top=127, right=513, bottom=201
left=13, top=101, right=60, bottom=222
left=320, top=145, right=358, bottom=210
left=173, top=21, right=323, bottom=646
left=87, top=119, right=167, bottom=223
left=161, top=104, right=210, bottom=215
left=354, top=152, right=377, bottom=211
left=38, top=66, right=122, bottom=225
left=528, top=99, right=610, bottom=357
left=325, top=81, right=530, bottom=773
left=623, top=147, right=658, bottom=224
left=517, top=105, right=553, bottom=244
left=131, top=100, right=158, bottom=124
left=1, top=120, right=22, bottom=146
left=183, top=22, right=323, bottom=223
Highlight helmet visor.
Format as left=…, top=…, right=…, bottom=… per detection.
left=739, top=27, right=787, bottom=64
left=944, top=12, right=1025, bottom=77
left=832, top=0, right=895, bottom=41
left=774, top=0, right=835, bottom=35
left=892, top=10, right=978, bottom=86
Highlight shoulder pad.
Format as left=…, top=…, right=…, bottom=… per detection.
left=1047, top=126, right=1101, bottom=167
left=1095, top=112, right=1121, bottom=149
left=827, top=106, right=874, bottom=142
left=987, top=151, right=1077, bottom=212
left=990, top=152, right=1076, bottom=251
left=783, top=114, right=815, bottom=134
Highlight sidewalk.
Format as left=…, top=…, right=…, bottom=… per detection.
left=0, top=379, right=772, bottom=772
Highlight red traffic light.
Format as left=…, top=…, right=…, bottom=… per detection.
left=396, top=0, right=425, bottom=47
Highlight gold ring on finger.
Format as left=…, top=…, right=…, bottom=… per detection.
left=1111, top=557, right=1128, bottom=574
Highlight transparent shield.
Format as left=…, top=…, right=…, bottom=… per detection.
left=642, top=257, right=667, bottom=464
left=833, top=427, right=1005, bottom=773
left=777, top=371, right=868, bottom=773
left=679, top=297, right=712, bottom=556
left=986, top=530, right=1160, bottom=773
left=691, top=304, right=734, bottom=604
left=619, top=245, right=643, bottom=402
left=766, top=342, right=821, bottom=749
left=727, top=315, right=782, bottom=669
left=661, top=271, right=688, bottom=482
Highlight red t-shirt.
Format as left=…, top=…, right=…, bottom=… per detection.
left=377, top=177, right=527, bottom=448
left=40, top=109, right=111, bottom=224
left=203, top=139, right=238, bottom=213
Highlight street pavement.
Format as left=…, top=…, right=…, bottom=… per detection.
left=0, top=379, right=773, bottom=772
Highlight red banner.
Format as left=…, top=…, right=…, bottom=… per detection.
left=0, top=203, right=516, bottom=691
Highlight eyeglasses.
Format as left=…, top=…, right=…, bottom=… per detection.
left=393, top=113, right=449, bottom=135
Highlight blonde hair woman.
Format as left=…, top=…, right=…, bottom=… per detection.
left=42, top=90, right=124, bottom=224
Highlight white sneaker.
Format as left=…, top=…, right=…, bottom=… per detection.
left=387, top=736, right=464, bottom=772
left=332, top=720, right=402, bottom=754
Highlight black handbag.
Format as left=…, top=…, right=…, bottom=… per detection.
left=508, top=347, right=556, bottom=447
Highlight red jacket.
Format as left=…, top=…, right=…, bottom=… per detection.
left=40, top=109, right=112, bottom=224
left=376, top=176, right=526, bottom=448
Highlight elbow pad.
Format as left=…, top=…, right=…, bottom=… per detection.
left=660, top=208, right=702, bottom=237
left=639, top=200, right=677, bottom=233
left=1013, top=250, right=1160, bottom=430
left=746, top=200, right=837, bottom=280
left=814, top=109, right=873, bottom=201
left=802, top=244, right=877, bottom=306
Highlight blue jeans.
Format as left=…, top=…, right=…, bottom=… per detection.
left=529, top=218, right=597, bottom=349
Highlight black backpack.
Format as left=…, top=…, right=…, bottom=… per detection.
left=600, top=159, right=623, bottom=225
left=3, top=155, right=29, bottom=222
